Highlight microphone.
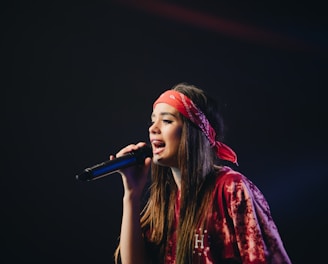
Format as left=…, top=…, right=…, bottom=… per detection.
left=76, top=145, right=153, bottom=181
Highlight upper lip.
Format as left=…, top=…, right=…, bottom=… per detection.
left=150, top=139, right=165, bottom=147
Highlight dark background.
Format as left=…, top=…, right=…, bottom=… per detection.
left=2, top=1, right=327, bottom=263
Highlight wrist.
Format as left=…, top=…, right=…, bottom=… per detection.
left=123, top=191, right=142, bottom=204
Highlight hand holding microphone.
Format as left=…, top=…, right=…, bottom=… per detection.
left=76, top=144, right=153, bottom=182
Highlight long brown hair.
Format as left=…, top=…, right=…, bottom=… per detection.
left=115, top=83, right=226, bottom=263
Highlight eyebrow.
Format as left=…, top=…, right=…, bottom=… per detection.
left=151, top=112, right=178, bottom=118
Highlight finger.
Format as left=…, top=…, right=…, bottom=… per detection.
left=116, top=142, right=147, bottom=157
left=116, top=144, right=137, bottom=157
left=136, top=142, right=147, bottom=148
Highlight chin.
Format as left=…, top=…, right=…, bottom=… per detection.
left=152, top=156, right=166, bottom=166
left=153, top=157, right=164, bottom=166
left=154, top=156, right=177, bottom=168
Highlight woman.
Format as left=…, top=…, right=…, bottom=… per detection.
left=113, top=83, right=291, bottom=264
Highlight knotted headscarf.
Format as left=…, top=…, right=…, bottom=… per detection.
left=153, top=90, right=238, bottom=164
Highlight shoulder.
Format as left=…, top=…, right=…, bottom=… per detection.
left=215, top=166, right=247, bottom=186
left=213, top=166, right=256, bottom=201
left=213, top=166, right=271, bottom=211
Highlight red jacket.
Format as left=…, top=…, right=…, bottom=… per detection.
left=164, top=166, right=291, bottom=264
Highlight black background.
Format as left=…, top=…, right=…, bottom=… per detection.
left=2, top=1, right=327, bottom=263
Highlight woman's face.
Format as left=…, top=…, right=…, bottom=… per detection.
left=149, top=103, right=183, bottom=168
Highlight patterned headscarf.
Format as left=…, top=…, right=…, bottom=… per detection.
left=153, top=90, right=238, bottom=164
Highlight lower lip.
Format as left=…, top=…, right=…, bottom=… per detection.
left=153, top=147, right=164, bottom=155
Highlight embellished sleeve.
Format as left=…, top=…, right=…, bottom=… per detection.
left=216, top=169, right=292, bottom=264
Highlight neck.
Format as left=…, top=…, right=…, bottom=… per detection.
left=170, top=167, right=181, bottom=190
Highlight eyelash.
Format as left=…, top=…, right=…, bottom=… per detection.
left=164, top=119, right=173, bottom=123
left=149, top=119, right=173, bottom=125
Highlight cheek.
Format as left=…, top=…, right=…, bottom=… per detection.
left=171, top=127, right=182, bottom=143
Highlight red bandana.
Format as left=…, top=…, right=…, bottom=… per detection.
left=153, top=90, right=238, bottom=164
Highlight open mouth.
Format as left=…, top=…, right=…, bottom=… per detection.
left=152, top=140, right=165, bottom=154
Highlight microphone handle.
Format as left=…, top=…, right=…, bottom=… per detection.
left=76, top=146, right=152, bottom=182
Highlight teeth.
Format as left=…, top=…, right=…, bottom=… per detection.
left=152, top=140, right=165, bottom=148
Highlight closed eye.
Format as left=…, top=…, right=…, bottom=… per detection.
left=149, top=119, right=173, bottom=126
left=163, top=119, right=173, bottom=124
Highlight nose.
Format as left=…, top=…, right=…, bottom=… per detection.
left=149, top=120, right=160, bottom=134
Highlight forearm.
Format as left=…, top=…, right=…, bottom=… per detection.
left=119, top=193, right=147, bottom=264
